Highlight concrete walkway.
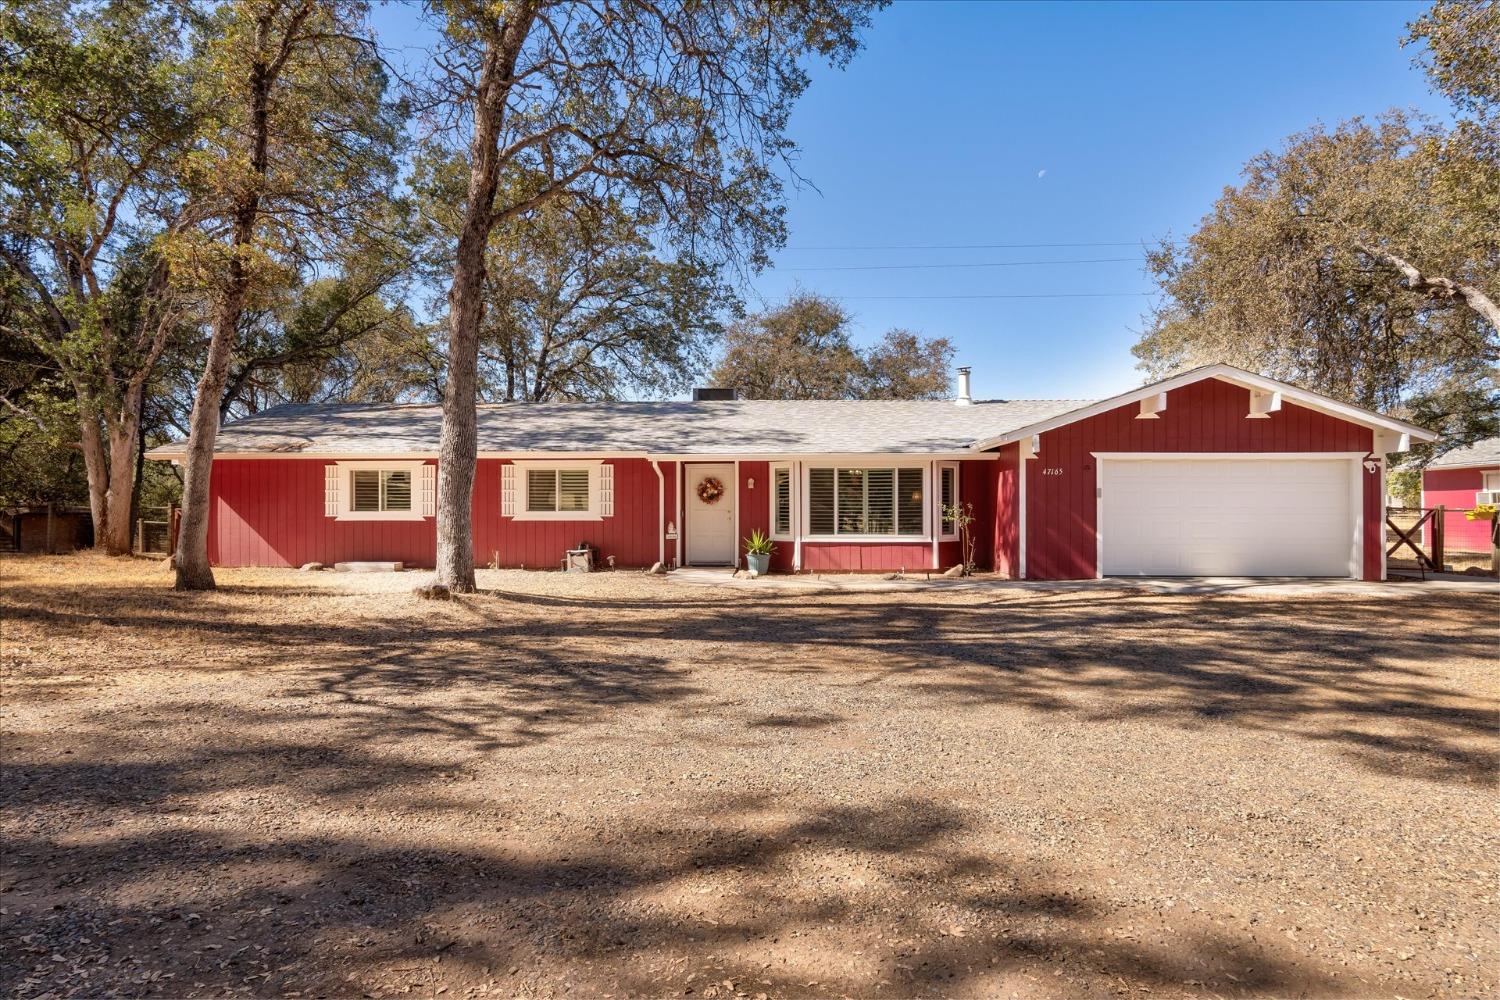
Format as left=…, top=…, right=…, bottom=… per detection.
left=667, top=565, right=1499, bottom=596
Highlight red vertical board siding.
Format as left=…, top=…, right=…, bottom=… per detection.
left=800, top=542, right=932, bottom=572
left=958, top=458, right=997, bottom=571
left=992, top=444, right=1020, bottom=577
left=471, top=458, right=668, bottom=569
left=1023, top=378, right=1382, bottom=581
left=208, top=458, right=438, bottom=568
left=1422, top=467, right=1497, bottom=552
left=738, top=461, right=770, bottom=566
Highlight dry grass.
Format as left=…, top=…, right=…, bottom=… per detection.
left=3, top=554, right=1497, bottom=999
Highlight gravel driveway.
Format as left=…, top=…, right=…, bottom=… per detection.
left=3, top=555, right=1496, bottom=998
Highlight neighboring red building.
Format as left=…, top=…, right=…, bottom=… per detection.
left=1421, top=438, right=1500, bottom=554
left=147, top=365, right=1438, bottom=580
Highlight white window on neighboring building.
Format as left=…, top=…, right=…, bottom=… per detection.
left=806, top=465, right=925, bottom=538
left=324, top=461, right=432, bottom=521
left=502, top=461, right=609, bottom=520
left=1480, top=470, right=1500, bottom=504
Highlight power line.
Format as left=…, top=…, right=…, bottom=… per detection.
left=781, top=256, right=1139, bottom=272
left=830, top=291, right=1156, bottom=300
left=784, top=241, right=1145, bottom=251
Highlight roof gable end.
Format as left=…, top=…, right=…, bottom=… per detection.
left=971, top=364, right=1439, bottom=452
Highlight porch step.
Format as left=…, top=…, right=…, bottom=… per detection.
left=333, top=561, right=404, bottom=572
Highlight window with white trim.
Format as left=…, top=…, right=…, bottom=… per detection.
left=807, top=466, right=924, bottom=537
left=528, top=468, right=590, bottom=513
left=351, top=469, right=411, bottom=512
left=770, top=464, right=793, bottom=539
left=503, top=460, right=607, bottom=520
left=324, top=461, right=432, bottom=521
left=938, top=463, right=959, bottom=539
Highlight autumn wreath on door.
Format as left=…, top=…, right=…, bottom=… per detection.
left=696, top=476, right=726, bottom=505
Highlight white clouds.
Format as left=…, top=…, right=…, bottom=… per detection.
left=1037, top=169, right=1047, bottom=179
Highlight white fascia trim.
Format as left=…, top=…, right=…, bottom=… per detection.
left=648, top=451, right=997, bottom=462
left=972, top=364, right=1440, bottom=451
left=156, top=449, right=1002, bottom=463
left=333, top=460, right=428, bottom=522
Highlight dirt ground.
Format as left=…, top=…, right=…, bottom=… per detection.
left=3, top=555, right=1496, bottom=999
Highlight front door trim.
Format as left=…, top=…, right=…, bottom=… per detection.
left=685, top=462, right=737, bottom=566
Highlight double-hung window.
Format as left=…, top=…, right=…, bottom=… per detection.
left=807, top=466, right=924, bottom=538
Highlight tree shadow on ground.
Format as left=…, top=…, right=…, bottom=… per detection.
left=2, top=788, right=1347, bottom=999
left=4, top=582, right=1494, bottom=786
left=3, top=575, right=1493, bottom=996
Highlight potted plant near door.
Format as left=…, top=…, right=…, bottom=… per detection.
left=743, top=529, right=776, bottom=575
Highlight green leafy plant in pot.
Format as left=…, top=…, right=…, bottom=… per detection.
left=743, top=529, right=776, bottom=575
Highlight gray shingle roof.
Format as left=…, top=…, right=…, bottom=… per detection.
left=146, top=398, right=1094, bottom=458
left=1427, top=436, right=1500, bottom=470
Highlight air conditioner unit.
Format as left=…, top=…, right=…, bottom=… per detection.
left=1476, top=490, right=1500, bottom=505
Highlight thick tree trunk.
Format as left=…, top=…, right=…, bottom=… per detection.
left=100, top=407, right=141, bottom=556
left=173, top=286, right=244, bottom=589
left=77, top=396, right=111, bottom=549
left=434, top=10, right=535, bottom=592
left=173, top=6, right=287, bottom=590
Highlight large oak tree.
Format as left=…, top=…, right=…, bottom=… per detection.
left=710, top=292, right=954, bottom=400
left=419, top=0, right=883, bottom=592
left=171, top=0, right=403, bottom=589
left=0, top=0, right=200, bottom=554
left=1134, top=2, right=1497, bottom=453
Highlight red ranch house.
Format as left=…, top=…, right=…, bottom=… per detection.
left=146, top=365, right=1438, bottom=580
left=1421, top=437, right=1500, bottom=554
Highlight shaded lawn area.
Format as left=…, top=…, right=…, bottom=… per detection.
left=2, top=555, right=1496, bottom=999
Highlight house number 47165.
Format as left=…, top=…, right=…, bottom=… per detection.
left=1041, top=467, right=1064, bottom=476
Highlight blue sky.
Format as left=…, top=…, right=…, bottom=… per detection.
left=371, top=0, right=1449, bottom=400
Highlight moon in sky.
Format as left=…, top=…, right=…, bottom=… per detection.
left=1037, top=169, right=1047, bottom=179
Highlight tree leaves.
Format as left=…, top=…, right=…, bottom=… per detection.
left=711, top=293, right=954, bottom=400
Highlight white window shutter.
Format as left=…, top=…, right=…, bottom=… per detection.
left=324, top=465, right=340, bottom=517
left=420, top=464, right=436, bottom=517
left=501, top=464, right=516, bottom=516
left=600, top=464, right=614, bottom=517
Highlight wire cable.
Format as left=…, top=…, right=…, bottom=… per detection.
left=784, top=241, right=1145, bottom=251
left=781, top=256, right=1139, bottom=272
left=829, top=291, right=1156, bottom=300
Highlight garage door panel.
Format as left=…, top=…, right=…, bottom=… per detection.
left=1100, top=458, right=1354, bottom=577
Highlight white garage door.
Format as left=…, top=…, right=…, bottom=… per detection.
left=1099, top=457, right=1357, bottom=577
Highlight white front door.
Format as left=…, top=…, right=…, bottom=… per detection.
left=1098, top=456, right=1357, bottom=577
left=686, top=463, right=736, bottom=565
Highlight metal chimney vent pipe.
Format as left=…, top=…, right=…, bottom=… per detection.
left=955, top=366, right=973, bottom=406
